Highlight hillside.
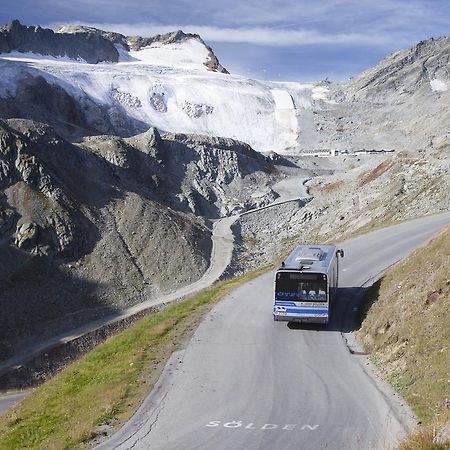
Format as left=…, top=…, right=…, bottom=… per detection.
left=230, top=148, right=450, bottom=274
left=0, top=21, right=337, bottom=153
left=358, top=224, right=450, bottom=447
left=0, top=118, right=280, bottom=361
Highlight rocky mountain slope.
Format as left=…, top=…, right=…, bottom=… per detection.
left=232, top=148, right=450, bottom=274
left=1, top=21, right=450, bottom=155
left=307, top=37, right=450, bottom=154
left=0, top=118, right=278, bottom=360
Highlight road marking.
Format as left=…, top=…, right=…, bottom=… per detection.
left=205, top=421, right=319, bottom=431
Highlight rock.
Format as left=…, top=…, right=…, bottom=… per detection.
left=182, top=102, right=214, bottom=118
left=140, top=127, right=162, bottom=152
left=0, top=20, right=119, bottom=63
left=149, top=93, right=167, bottom=113
left=435, top=420, right=450, bottom=445
left=15, top=221, right=38, bottom=249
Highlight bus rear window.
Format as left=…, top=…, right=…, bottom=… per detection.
left=275, top=272, right=327, bottom=302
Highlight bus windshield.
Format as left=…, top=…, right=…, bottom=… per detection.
left=275, top=271, right=327, bottom=302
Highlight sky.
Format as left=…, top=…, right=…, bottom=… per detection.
left=1, top=0, right=450, bottom=81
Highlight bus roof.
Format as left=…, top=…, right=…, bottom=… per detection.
left=280, top=244, right=336, bottom=273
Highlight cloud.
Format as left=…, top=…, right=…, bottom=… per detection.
left=47, top=21, right=409, bottom=47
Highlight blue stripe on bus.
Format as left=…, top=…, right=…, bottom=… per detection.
left=285, top=309, right=328, bottom=315
left=275, top=301, right=328, bottom=307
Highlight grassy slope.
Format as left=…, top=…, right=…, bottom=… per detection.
left=358, top=224, right=450, bottom=448
left=0, top=268, right=268, bottom=450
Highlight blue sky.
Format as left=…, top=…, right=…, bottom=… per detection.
left=1, top=0, right=449, bottom=80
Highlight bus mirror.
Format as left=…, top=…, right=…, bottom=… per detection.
left=338, top=249, right=344, bottom=258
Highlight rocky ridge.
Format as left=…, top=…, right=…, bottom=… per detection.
left=231, top=149, right=450, bottom=274
left=0, top=20, right=228, bottom=73
left=0, top=20, right=119, bottom=63
left=0, top=119, right=279, bottom=360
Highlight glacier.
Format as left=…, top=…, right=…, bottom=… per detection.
left=0, top=37, right=333, bottom=154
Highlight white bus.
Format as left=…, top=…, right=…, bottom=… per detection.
left=273, top=244, right=344, bottom=324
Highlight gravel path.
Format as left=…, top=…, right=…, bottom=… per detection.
left=0, top=185, right=309, bottom=400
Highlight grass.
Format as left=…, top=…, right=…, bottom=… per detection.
left=398, top=425, right=450, bottom=450
left=357, top=224, right=450, bottom=449
left=0, top=267, right=269, bottom=450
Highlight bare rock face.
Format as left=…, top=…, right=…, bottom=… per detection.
left=0, top=20, right=119, bottom=63
left=346, top=37, right=450, bottom=101
left=14, top=221, right=52, bottom=255
left=0, top=119, right=281, bottom=358
left=113, top=130, right=279, bottom=217
left=0, top=119, right=214, bottom=357
left=0, top=119, right=90, bottom=256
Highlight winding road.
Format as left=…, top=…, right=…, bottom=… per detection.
left=98, top=212, right=450, bottom=450
left=0, top=175, right=308, bottom=396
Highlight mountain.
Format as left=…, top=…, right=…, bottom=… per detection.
left=0, top=20, right=119, bottom=63
left=1, top=21, right=449, bottom=365
left=0, top=117, right=279, bottom=359
left=339, top=36, right=450, bottom=152
left=0, top=21, right=333, bottom=153
left=1, top=22, right=449, bottom=154
left=308, top=36, right=450, bottom=153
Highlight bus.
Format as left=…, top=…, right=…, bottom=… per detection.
left=273, top=244, right=344, bottom=324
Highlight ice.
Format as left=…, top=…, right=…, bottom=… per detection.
left=128, top=39, right=210, bottom=71
left=0, top=51, right=87, bottom=64
left=0, top=39, right=326, bottom=154
left=430, top=79, right=448, bottom=92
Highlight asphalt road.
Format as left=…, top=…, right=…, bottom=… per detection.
left=99, top=212, right=450, bottom=450
left=0, top=392, right=27, bottom=414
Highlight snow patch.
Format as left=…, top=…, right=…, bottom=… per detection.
left=430, top=79, right=448, bottom=92
left=312, top=86, right=330, bottom=101
left=149, top=92, right=167, bottom=112
left=271, top=89, right=295, bottom=110
left=129, top=39, right=210, bottom=71
left=0, top=51, right=87, bottom=64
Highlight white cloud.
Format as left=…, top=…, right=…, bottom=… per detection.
left=47, top=21, right=408, bottom=47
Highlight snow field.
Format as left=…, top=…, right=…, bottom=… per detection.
left=0, top=38, right=333, bottom=153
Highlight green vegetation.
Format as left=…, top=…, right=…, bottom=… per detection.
left=358, top=224, right=450, bottom=449
left=0, top=267, right=269, bottom=450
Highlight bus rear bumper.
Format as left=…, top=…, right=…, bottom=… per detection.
left=273, top=313, right=329, bottom=324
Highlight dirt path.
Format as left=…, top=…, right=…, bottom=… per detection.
left=0, top=186, right=309, bottom=391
